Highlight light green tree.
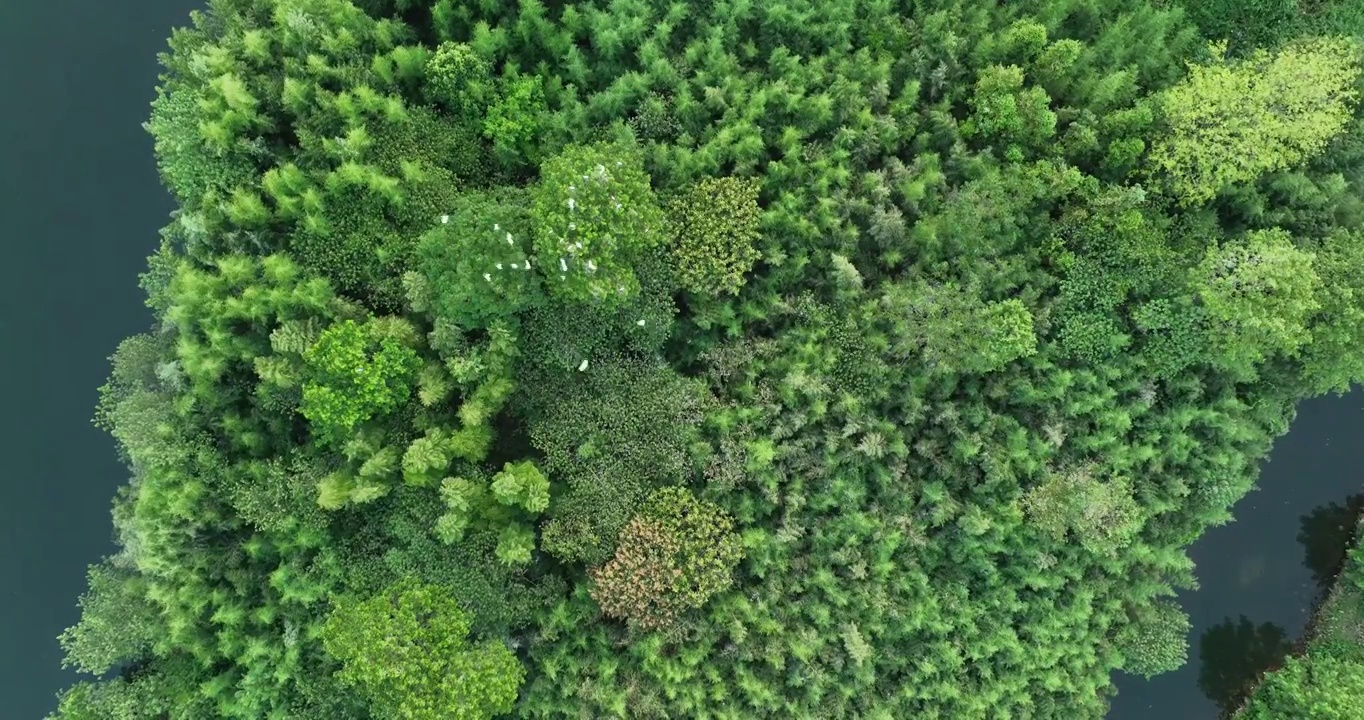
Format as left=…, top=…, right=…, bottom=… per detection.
left=1196, top=229, right=1321, bottom=376
left=531, top=142, right=666, bottom=305
left=881, top=281, right=1038, bottom=374
left=424, top=42, right=492, bottom=117
left=1023, top=465, right=1144, bottom=556
left=301, top=319, right=421, bottom=448
left=58, top=562, right=160, bottom=675
left=321, top=581, right=524, bottom=720
left=1240, top=654, right=1364, bottom=720
left=1150, top=37, right=1361, bottom=205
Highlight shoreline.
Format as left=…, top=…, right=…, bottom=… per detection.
left=1232, top=510, right=1364, bottom=717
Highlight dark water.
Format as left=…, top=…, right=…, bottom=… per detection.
left=0, top=0, right=197, bottom=717
left=3, top=2, right=1363, bottom=719
left=1110, top=393, right=1364, bottom=718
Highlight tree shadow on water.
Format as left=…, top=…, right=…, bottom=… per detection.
left=1196, top=616, right=1293, bottom=718
left=1297, top=493, right=1364, bottom=592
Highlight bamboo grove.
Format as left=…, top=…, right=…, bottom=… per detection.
left=50, top=0, right=1364, bottom=717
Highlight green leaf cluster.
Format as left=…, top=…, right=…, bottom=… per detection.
left=301, top=318, right=421, bottom=447
left=666, top=176, right=763, bottom=296
left=321, top=580, right=524, bottom=720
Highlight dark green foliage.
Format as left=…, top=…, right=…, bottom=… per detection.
left=516, top=246, right=678, bottom=373
left=339, top=483, right=548, bottom=637
left=415, top=187, right=542, bottom=329
left=529, top=356, right=711, bottom=565
left=1174, top=0, right=1364, bottom=57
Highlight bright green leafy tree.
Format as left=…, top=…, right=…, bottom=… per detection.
left=301, top=318, right=421, bottom=448
left=1150, top=37, right=1361, bottom=205
left=1195, top=228, right=1322, bottom=377
left=321, top=580, right=524, bottom=720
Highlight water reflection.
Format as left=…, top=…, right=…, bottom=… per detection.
left=1196, top=616, right=1292, bottom=717
left=1297, top=493, right=1364, bottom=591
left=1194, top=492, right=1364, bottom=716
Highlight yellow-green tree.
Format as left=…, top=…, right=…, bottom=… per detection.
left=667, top=177, right=763, bottom=296
left=1150, top=37, right=1361, bottom=205
left=321, top=581, right=523, bottom=720
left=1196, top=229, right=1321, bottom=377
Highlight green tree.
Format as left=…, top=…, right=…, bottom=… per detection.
left=425, top=41, right=492, bottom=118
left=530, top=142, right=666, bottom=305
left=1116, top=600, right=1192, bottom=678
left=1299, top=230, right=1364, bottom=395
left=1150, top=37, right=1362, bottom=205
left=321, top=580, right=524, bottom=720
left=1239, top=654, right=1364, bottom=720
left=1023, top=465, right=1144, bottom=556
left=48, top=675, right=172, bottom=720
left=415, top=188, right=542, bottom=330
left=58, top=562, right=161, bottom=675
left=483, top=73, right=548, bottom=169
left=963, top=64, right=1058, bottom=158
left=301, top=318, right=421, bottom=448
left=1196, top=229, right=1322, bottom=376
left=491, top=460, right=550, bottom=514
left=666, top=176, right=764, bottom=296
left=880, top=281, right=1038, bottom=374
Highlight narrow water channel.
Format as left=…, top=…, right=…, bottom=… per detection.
left=1109, top=392, right=1364, bottom=718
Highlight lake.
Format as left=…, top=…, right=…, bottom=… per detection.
left=0, top=0, right=197, bottom=717
left=2, top=1, right=1361, bottom=718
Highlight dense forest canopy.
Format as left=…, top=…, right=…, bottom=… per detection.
left=51, top=0, right=1364, bottom=717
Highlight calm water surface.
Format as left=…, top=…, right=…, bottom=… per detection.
left=1110, top=394, right=1364, bottom=718
left=3, top=2, right=1362, bottom=718
left=0, top=0, right=197, bottom=716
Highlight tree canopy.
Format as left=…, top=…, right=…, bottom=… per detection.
left=50, top=0, right=1364, bottom=718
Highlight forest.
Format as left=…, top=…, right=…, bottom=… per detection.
left=48, top=0, right=1364, bottom=717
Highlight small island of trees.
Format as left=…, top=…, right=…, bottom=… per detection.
left=50, top=0, right=1364, bottom=718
